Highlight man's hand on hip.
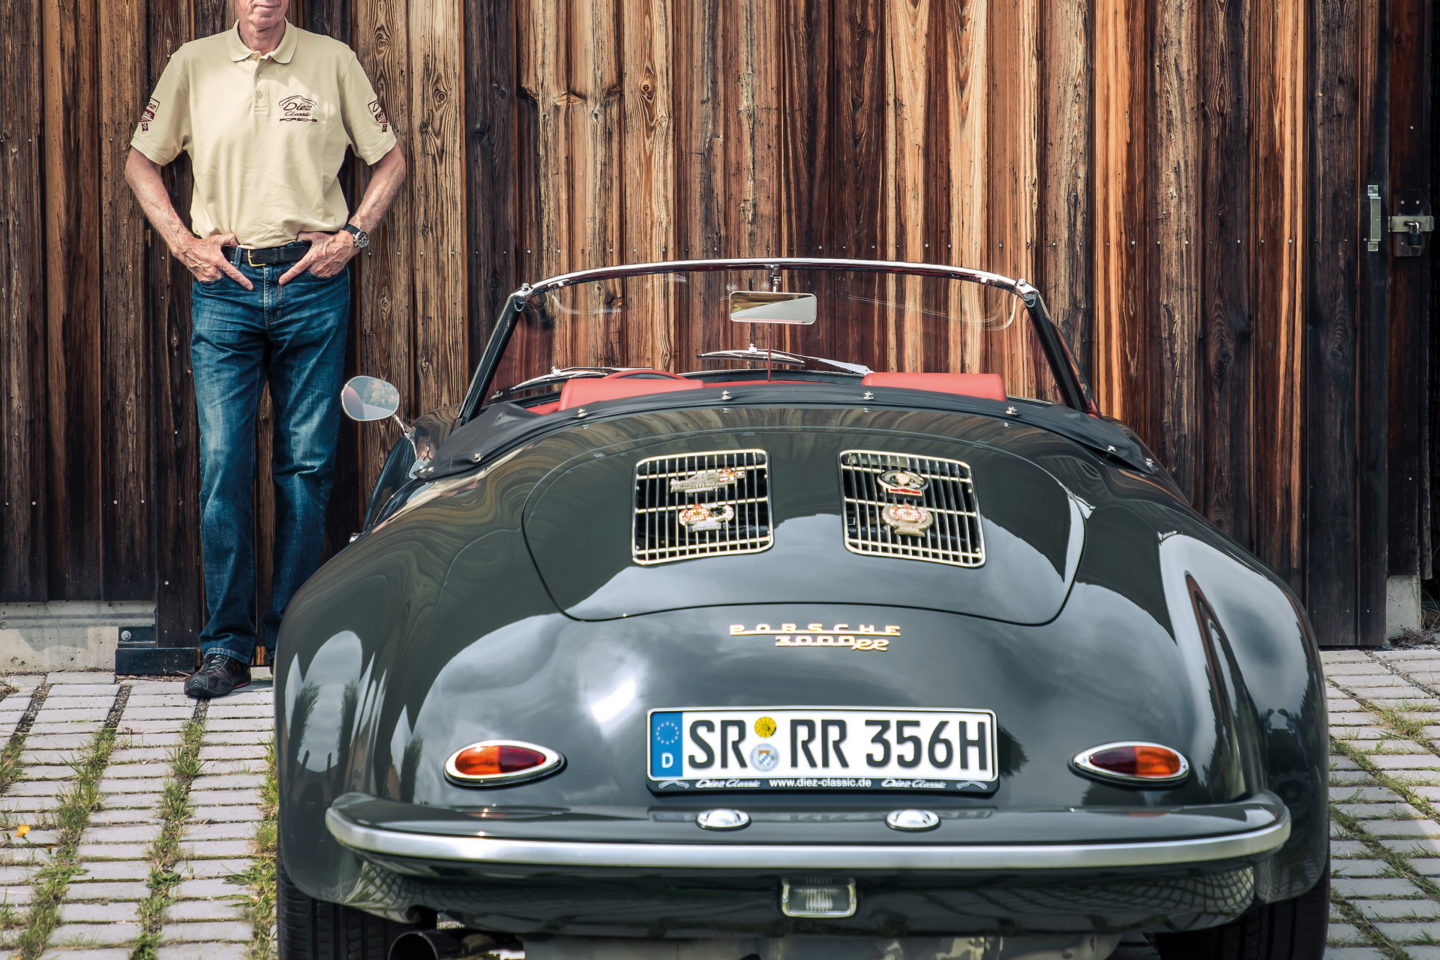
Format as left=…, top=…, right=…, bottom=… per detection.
left=279, top=230, right=357, bottom=285
left=176, top=234, right=254, bottom=290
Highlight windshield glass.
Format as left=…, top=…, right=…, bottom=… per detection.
left=482, top=266, right=1073, bottom=408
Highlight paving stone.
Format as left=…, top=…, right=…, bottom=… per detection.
left=1349, top=898, right=1440, bottom=920
left=80, top=824, right=161, bottom=844
left=74, top=842, right=151, bottom=860
left=1322, top=650, right=1373, bottom=662
left=198, top=746, right=268, bottom=762
left=96, top=777, right=169, bottom=794
left=21, top=765, right=79, bottom=780
left=172, top=876, right=246, bottom=899
left=1331, top=771, right=1381, bottom=785
left=190, top=773, right=265, bottom=791
left=1330, top=665, right=1398, bottom=677
left=104, top=748, right=174, bottom=764
left=163, top=898, right=247, bottom=921
left=0, top=794, right=65, bottom=814
left=120, top=707, right=195, bottom=721
left=1360, top=819, right=1440, bottom=838
left=32, top=709, right=114, bottom=723
left=1402, top=857, right=1440, bottom=875
left=46, top=672, right=119, bottom=684
left=202, top=717, right=272, bottom=732
left=97, top=793, right=162, bottom=810
left=1324, top=949, right=1391, bottom=960
left=1374, top=921, right=1440, bottom=942
left=0, top=865, right=35, bottom=884
left=115, top=721, right=187, bottom=735
left=1333, top=785, right=1402, bottom=803
left=71, top=860, right=151, bottom=881
left=0, top=884, right=34, bottom=904
left=189, top=805, right=262, bottom=823
left=159, top=921, right=252, bottom=942
left=113, top=733, right=182, bottom=750
left=178, top=839, right=255, bottom=859
left=1331, top=877, right=1426, bottom=897
left=23, top=724, right=105, bottom=738
left=100, top=762, right=172, bottom=779
left=187, top=789, right=263, bottom=806
left=194, top=760, right=264, bottom=776
left=1375, top=837, right=1440, bottom=856
left=174, top=858, right=253, bottom=878
left=1409, top=785, right=1440, bottom=801
left=89, top=806, right=159, bottom=825
left=24, top=734, right=99, bottom=750
left=20, top=749, right=88, bottom=766
left=155, top=944, right=252, bottom=960
left=49, top=922, right=144, bottom=946
left=1363, top=754, right=1440, bottom=770
left=1326, top=921, right=1365, bottom=944
left=1335, top=803, right=1422, bottom=819
left=204, top=704, right=273, bottom=719
left=1332, top=755, right=1361, bottom=771
left=42, top=948, right=136, bottom=960
left=59, top=901, right=144, bottom=923
left=1331, top=728, right=1384, bottom=740
left=64, top=881, right=151, bottom=901
left=179, top=821, right=255, bottom=841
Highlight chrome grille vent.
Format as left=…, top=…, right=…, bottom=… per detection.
left=633, top=449, right=772, bottom=565
left=839, top=450, right=985, bottom=566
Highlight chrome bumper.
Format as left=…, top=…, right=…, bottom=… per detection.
left=325, top=803, right=1290, bottom=872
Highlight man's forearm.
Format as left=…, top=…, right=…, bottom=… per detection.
left=348, top=145, right=406, bottom=235
left=124, top=148, right=193, bottom=252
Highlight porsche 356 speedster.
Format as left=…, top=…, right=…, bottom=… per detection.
left=275, top=259, right=1328, bottom=960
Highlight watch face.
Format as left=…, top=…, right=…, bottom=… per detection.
left=346, top=225, right=370, bottom=249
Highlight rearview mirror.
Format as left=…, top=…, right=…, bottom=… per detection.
left=341, top=376, right=401, bottom=422
left=729, top=291, right=817, bottom=325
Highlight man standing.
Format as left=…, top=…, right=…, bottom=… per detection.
left=125, top=0, right=406, bottom=698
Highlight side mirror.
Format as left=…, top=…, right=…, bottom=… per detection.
left=341, top=376, right=401, bottom=422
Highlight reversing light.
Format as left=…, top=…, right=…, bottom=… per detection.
left=444, top=740, right=564, bottom=786
left=1071, top=741, right=1190, bottom=786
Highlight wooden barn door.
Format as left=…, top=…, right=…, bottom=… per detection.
left=1305, top=0, right=1434, bottom=647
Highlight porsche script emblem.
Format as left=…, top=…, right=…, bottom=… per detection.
left=678, top=503, right=735, bottom=531
left=670, top=467, right=747, bottom=494
left=878, top=469, right=927, bottom=497
left=882, top=503, right=934, bottom=536
left=730, top=623, right=899, bottom=652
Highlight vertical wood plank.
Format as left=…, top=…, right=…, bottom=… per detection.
left=723, top=0, right=781, bottom=261
left=98, top=0, right=154, bottom=599
left=356, top=0, right=415, bottom=500
left=1091, top=0, right=1148, bottom=429
left=1383, top=0, right=1432, bottom=579
left=42, top=0, right=103, bottom=599
left=150, top=4, right=204, bottom=646
left=0, top=0, right=48, bottom=599
left=621, top=0, right=676, bottom=367
left=1148, top=0, right=1201, bottom=498
left=466, top=0, right=517, bottom=355
left=1250, top=0, right=1305, bottom=583
left=776, top=0, right=830, bottom=259
left=1196, top=0, right=1252, bottom=544
left=1037, top=0, right=1092, bottom=383
left=885, top=0, right=932, bottom=371
left=1354, top=0, right=1389, bottom=644
left=576, top=0, right=623, bottom=364
left=987, top=0, right=1040, bottom=397
left=409, top=0, right=467, bottom=411
left=1304, top=0, right=1362, bottom=645
left=942, top=0, right=989, bottom=378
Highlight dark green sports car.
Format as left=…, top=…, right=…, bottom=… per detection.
left=276, top=259, right=1328, bottom=960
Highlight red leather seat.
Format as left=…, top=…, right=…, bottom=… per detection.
left=860, top=372, right=1007, bottom=401
left=557, top=374, right=702, bottom=410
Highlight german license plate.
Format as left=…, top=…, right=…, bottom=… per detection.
left=648, top=707, right=997, bottom=792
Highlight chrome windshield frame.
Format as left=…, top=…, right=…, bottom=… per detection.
left=458, top=258, right=1091, bottom=422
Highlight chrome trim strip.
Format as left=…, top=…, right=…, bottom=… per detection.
left=325, top=806, right=1290, bottom=871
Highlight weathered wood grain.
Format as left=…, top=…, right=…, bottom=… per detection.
left=0, top=0, right=48, bottom=600
left=409, top=0, right=467, bottom=411
left=465, top=0, right=517, bottom=350
left=148, top=2, right=204, bottom=645
left=942, top=0, right=989, bottom=379
left=1037, top=0, right=1092, bottom=383
left=885, top=0, right=933, bottom=373
left=1250, top=0, right=1305, bottom=583
left=1304, top=0, right=1362, bottom=645
left=42, top=0, right=103, bottom=599
left=98, top=0, right=153, bottom=600
left=356, top=0, right=415, bottom=501
left=1091, top=0, right=1148, bottom=431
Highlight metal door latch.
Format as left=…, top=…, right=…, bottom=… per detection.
left=1366, top=185, right=1433, bottom=256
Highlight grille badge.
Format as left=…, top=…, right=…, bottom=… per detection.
left=633, top=449, right=772, bottom=564
left=878, top=469, right=927, bottom=497
left=670, top=467, right=746, bottom=494
left=678, top=504, right=735, bottom=531
left=881, top=503, right=934, bottom=536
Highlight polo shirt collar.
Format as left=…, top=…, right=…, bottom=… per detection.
left=227, top=20, right=297, bottom=63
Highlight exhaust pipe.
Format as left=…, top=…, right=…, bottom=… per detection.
left=387, top=930, right=471, bottom=960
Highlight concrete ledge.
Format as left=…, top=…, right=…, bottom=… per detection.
left=1386, top=576, right=1423, bottom=639
left=0, top=601, right=154, bottom=673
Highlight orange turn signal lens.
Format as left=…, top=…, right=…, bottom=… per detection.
left=445, top=740, right=563, bottom=786
left=1071, top=742, right=1189, bottom=785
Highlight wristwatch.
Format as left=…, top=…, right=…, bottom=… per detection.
left=342, top=224, right=370, bottom=249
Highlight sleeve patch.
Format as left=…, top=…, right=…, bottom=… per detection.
left=139, top=98, right=159, bottom=132
left=368, top=99, right=389, bottom=132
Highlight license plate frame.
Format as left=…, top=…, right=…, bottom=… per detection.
left=647, top=706, right=998, bottom=794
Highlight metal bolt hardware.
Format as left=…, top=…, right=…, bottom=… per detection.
left=1365, top=185, right=1433, bottom=256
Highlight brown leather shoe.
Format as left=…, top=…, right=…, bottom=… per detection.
left=184, top=652, right=251, bottom=699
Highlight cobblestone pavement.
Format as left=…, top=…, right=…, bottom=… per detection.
left=0, top=649, right=1435, bottom=959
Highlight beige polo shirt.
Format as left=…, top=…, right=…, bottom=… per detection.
left=132, top=22, right=397, bottom=249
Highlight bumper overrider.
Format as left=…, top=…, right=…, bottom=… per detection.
left=321, top=791, right=1295, bottom=937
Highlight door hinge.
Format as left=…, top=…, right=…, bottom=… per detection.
left=1366, top=185, right=1433, bottom=256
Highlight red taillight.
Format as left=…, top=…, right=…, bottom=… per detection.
left=445, top=740, right=563, bottom=785
left=1072, top=742, right=1189, bottom=785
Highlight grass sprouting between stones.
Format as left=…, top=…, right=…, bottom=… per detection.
left=130, top=716, right=208, bottom=960
left=228, top=738, right=277, bottom=960
left=14, top=724, right=119, bottom=960
left=0, top=685, right=49, bottom=797
left=1328, top=888, right=1411, bottom=959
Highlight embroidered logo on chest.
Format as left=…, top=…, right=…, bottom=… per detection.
left=278, top=95, right=318, bottom=123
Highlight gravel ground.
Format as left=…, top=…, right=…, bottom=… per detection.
left=0, top=648, right=1435, bottom=959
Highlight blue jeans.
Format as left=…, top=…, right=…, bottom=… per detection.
left=191, top=249, right=350, bottom=663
